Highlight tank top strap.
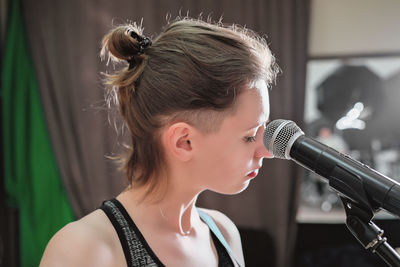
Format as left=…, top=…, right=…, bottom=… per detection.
left=197, top=208, right=242, bottom=267
left=100, top=199, right=165, bottom=267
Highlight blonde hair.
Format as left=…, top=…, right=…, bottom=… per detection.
left=101, top=17, right=278, bottom=196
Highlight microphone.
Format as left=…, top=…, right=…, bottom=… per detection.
left=263, top=119, right=400, bottom=217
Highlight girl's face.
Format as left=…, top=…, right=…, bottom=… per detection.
left=193, top=80, right=272, bottom=194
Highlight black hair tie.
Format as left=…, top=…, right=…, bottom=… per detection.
left=126, top=29, right=152, bottom=69
left=126, top=28, right=152, bottom=56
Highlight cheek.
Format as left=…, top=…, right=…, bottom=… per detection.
left=196, top=133, right=256, bottom=178
left=210, top=143, right=254, bottom=176
left=207, top=147, right=255, bottom=194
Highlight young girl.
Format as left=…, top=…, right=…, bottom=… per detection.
left=40, top=17, right=278, bottom=267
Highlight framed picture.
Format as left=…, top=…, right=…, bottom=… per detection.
left=298, top=56, right=400, bottom=222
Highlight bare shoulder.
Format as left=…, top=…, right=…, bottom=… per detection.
left=198, top=208, right=245, bottom=266
left=40, top=209, right=121, bottom=267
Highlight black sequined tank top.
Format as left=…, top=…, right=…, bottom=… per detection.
left=100, top=199, right=237, bottom=267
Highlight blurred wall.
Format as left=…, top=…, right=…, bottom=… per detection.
left=0, top=0, right=7, bottom=58
left=309, top=0, right=400, bottom=57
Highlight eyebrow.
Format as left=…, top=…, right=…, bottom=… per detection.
left=245, top=118, right=270, bottom=131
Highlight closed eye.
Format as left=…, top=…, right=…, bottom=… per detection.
left=244, top=136, right=257, bottom=143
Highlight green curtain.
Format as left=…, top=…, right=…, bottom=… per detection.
left=2, top=0, right=75, bottom=266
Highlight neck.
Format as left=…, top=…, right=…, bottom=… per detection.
left=158, top=192, right=199, bottom=235
left=119, top=180, right=203, bottom=236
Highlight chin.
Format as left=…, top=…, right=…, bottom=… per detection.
left=212, top=180, right=251, bottom=195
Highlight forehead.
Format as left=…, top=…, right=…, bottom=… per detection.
left=223, top=80, right=270, bottom=130
left=251, top=79, right=270, bottom=121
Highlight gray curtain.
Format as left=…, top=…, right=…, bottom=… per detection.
left=22, top=0, right=309, bottom=266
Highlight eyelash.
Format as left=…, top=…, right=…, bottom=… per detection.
left=244, top=136, right=257, bottom=143
left=244, top=122, right=269, bottom=143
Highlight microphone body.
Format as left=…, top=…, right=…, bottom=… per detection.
left=264, top=119, right=400, bottom=217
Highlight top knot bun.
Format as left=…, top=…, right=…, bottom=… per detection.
left=100, top=24, right=146, bottom=63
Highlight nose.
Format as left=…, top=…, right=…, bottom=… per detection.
left=256, top=143, right=274, bottom=159
left=255, top=130, right=274, bottom=159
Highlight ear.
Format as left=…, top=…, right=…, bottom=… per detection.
left=162, top=122, right=194, bottom=162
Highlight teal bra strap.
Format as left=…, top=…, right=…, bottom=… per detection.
left=197, top=209, right=242, bottom=267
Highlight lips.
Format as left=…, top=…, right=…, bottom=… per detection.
left=247, top=169, right=259, bottom=178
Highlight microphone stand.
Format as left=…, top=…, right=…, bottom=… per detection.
left=340, top=197, right=400, bottom=266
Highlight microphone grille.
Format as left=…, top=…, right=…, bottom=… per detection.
left=263, top=119, right=304, bottom=159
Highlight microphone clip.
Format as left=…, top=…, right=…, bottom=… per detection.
left=341, top=197, right=400, bottom=265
